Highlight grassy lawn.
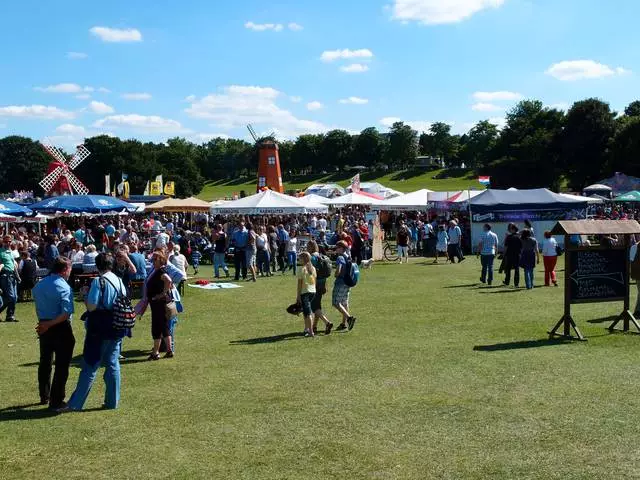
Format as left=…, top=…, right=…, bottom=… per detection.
left=2, top=259, right=640, bottom=479
left=198, top=169, right=481, bottom=201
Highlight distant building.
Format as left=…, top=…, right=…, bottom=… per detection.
left=413, top=156, right=443, bottom=169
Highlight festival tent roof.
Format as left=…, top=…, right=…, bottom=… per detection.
left=298, top=194, right=332, bottom=205
left=147, top=197, right=211, bottom=212
left=446, top=190, right=484, bottom=203
left=304, top=183, right=346, bottom=198
left=613, top=190, right=640, bottom=202
left=558, top=193, right=604, bottom=204
left=0, top=199, right=32, bottom=216
left=371, top=189, right=432, bottom=211
left=329, top=192, right=384, bottom=206
left=210, top=190, right=328, bottom=215
left=29, top=195, right=136, bottom=214
left=469, top=188, right=589, bottom=213
left=595, top=173, right=640, bottom=194
left=583, top=183, right=613, bottom=191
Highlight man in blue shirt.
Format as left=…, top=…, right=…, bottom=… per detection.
left=231, top=221, right=249, bottom=281
left=33, top=257, right=75, bottom=410
left=0, top=235, right=19, bottom=322
left=477, top=223, right=499, bottom=285
left=276, top=224, right=290, bottom=272
left=65, top=253, right=128, bottom=412
left=43, top=235, right=60, bottom=270
left=127, top=244, right=147, bottom=281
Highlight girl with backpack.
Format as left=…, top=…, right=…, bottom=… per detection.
left=307, top=240, right=333, bottom=335
left=296, top=252, right=317, bottom=338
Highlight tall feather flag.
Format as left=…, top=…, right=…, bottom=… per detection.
left=143, top=181, right=150, bottom=196
left=104, top=174, right=111, bottom=195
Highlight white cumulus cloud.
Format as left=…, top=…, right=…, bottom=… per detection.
left=90, top=26, right=143, bottom=43
left=472, top=102, right=503, bottom=112
left=488, top=116, right=507, bottom=129
left=321, top=49, right=374, bottom=62
left=288, top=23, right=304, bottom=31
left=88, top=101, right=115, bottom=114
left=391, top=0, right=506, bottom=25
left=75, top=94, right=91, bottom=100
left=55, top=124, right=86, bottom=135
left=340, top=63, right=370, bottom=73
left=0, top=105, right=75, bottom=120
left=244, top=21, right=284, bottom=32
left=339, top=97, right=369, bottom=105
left=67, top=52, right=88, bottom=60
left=306, top=101, right=324, bottom=111
left=546, top=60, right=630, bottom=81
left=121, top=93, right=152, bottom=101
left=184, top=86, right=328, bottom=138
left=35, top=83, right=93, bottom=94
left=380, top=117, right=432, bottom=133
left=473, top=91, right=523, bottom=102
left=93, top=114, right=185, bottom=133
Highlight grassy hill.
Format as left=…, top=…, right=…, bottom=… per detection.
left=198, top=168, right=481, bottom=201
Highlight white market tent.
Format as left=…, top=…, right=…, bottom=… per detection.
left=210, top=190, right=328, bottom=215
left=298, top=194, right=332, bottom=205
left=329, top=192, right=385, bottom=207
left=559, top=193, right=604, bottom=204
left=371, top=188, right=432, bottom=211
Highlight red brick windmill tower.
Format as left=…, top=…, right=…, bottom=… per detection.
left=248, top=124, right=284, bottom=193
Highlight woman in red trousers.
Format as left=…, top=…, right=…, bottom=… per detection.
left=541, top=231, right=559, bottom=287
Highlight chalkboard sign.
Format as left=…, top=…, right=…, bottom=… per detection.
left=568, top=249, right=627, bottom=303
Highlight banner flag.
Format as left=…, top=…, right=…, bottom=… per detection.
left=150, top=181, right=162, bottom=196
left=104, top=174, right=111, bottom=195
left=143, top=181, right=150, bottom=196
left=164, top=181, right=175, bottom=196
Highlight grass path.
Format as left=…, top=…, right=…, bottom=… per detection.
left=2, top=260, right=640, bottom=479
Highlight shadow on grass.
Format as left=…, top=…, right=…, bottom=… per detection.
left=474, top=338, right=572, bottom=352
left=479, top=289, right=524, bottom=294
left=587, top=315, right=620, bottom=324
left=230, top=332, right=304, bottom=345
left=443, top=283, right=480, bottom=289
left=0, top=403, right=59, bottom=422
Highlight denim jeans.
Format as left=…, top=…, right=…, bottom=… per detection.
left=286, top=251, right=297, bottom=274
left=68, top=338, right=122, bottom=410
left=0, top=272, right=17, bottom=319
left=524, top=268, right=534, bottom=289
left=213, top=252, right=228, bottom=278
left=257, top=249, right=270, bottom=275
left=234, top=249, right=247, bottom=280
left=480, top=254, right=495, bottom=284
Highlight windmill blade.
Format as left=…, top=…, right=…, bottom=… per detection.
left=65, top=171, right=90, bottom=195
left=42, top=139, right=69, bottom=165
left=68, top=144, right=91, bottom=170
left=247, top=124, right=259, bottom=143
left=39, top=166, right=65, bottom=193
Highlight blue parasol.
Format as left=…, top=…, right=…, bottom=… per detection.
left=28, top=195, right=137, bottom=214
left=0, top=199, right=33, bottom=216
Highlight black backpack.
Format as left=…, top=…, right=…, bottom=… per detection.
left=102, top=276, right=137, bottom=331
left=313, top=254, right=332, bottom=279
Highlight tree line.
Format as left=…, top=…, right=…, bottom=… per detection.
left=1, top=97, right=640, bottom=197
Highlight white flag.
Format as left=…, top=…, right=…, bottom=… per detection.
left=143, top=181, right=150, bottom=196
left=104, top=174, right=111, bottom=195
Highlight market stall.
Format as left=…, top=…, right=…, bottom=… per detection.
left=147, top=197, right=211, bottom=212
left=210, top=189, right=328, bottom=215
left=28, top=195, right=137, bottom=215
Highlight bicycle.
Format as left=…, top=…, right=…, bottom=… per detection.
left=383, top=240, right=399, bottom=262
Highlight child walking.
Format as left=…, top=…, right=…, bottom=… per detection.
left=191, top=248, right=202, bottom=275
left=434, top=224, right=449, bottom=264
left=296, top=252, right=317, bottom=337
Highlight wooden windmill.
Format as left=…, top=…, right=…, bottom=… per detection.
left=39, top=140, right=91, bottom=196
left=248, top=125, right=284, bottom=193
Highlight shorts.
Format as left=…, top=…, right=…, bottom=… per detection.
left=300, top=292, right=315, bottom=317
left=245, top=248, right=257, bottom=267
left=398, top=245, right=409, bottom=257
left=332, top=281, right=350, bottom=307
left=311, top=281, right=326, bottom=312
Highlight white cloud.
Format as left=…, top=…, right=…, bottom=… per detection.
left=391, top=0, right=506, bottom=25
left=191, top=133, right=231, bottom=143
left=473, top=91, right=523, bottom=102
left=97, top=87, right=111, bottom=94
left=548, top=102, right=570, bottom=111
left=306, top=101, right=324, bottom=111
left=55, top=124, right=86, bottom=136
left=244, top=21, right=284, bottom=32
left=321, top=49, right=374, bottom=62
left=472, top=102, right=503, bottom=112
left=546, top=60, right=630, bottom=81
left=93, top=114, right=186, bottom=133
left=88, top=101, right=115, bottom=114
left=184, top=86, right=328, bottom=137
left=90, top=26, right=143, bottom=43
left=340, top=63, right=370, bottom=73
left=185, top=95, right=196, bottom=102
left=67, top=52, right=88, bottom=60
left=288, top=23, right=304, bottom=31
left=75, top=94, right=91, bottom=100
left=488, top=116, right=506, bottom=129
left=121, top=92, right=152, bottom=101
left=35, top=83, right=93, bottom=94
left=380, top=117, right=432, bottom=132
left=290, top=96, right=302, bottom=103
left=339, top=97, right=369, bottom=105
left=0, top=105, right=75, bottom=120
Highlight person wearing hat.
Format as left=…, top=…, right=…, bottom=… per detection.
left=447, top=220, right=464, bottom=263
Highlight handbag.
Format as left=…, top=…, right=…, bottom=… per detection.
left=165, top=301, right=178, bottom=320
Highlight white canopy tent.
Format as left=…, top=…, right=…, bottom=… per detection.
left=559, top=193, right=604, bottom=204
left=298, top=194, right=332, bottom=205
left=209, top=190, right=328, bottom=215
left=329, top=192, right=385, bottom=207
left=371, top=189, right=432, bottom=211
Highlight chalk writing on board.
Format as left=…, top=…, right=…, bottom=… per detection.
left=568, top=249, right=626, bottom=302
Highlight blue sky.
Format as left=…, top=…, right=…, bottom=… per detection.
left=1, top=0, right=638, bottom=148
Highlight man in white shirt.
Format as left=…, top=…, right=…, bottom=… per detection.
left=318, top=216, right=327, bottom=232
left=477, top=223, right=499, bottom=285
left=155, top=231, right=169, bottom=249
left=447, top=220, right=464, bottom=263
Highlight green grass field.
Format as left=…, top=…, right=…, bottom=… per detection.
left=198, top=169, right=480, bottom=201
left=2, top=260, right=640, bottom=479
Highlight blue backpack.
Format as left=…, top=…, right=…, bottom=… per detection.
left=342, top=254, right=360, bottom=288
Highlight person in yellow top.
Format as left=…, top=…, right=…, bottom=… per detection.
left=296, top=252, right=317, bottom=337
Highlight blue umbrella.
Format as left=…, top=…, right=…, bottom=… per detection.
left=29, top=195, right=137, bottom=214
left=0, top=199, right=32, bottom=216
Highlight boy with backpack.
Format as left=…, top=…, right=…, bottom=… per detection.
left=332, top=240, right=359, bottom=331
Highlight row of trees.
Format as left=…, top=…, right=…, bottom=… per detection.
left=1, top=97, right=640, bottom=196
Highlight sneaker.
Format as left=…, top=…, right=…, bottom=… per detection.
left=459, top=257, right=466, bottom=263
left=347, top=316, right=356, bottom=331
left=148, top=353, right=160, bottom=361
left=6, top=317, right=17, bottom=322
left=325, top=322, right=334, bottom=335
left=164, top=351, right=174, bottom=359
left=336, top=323, right=347, bottom=331
left=48, top=401, right=67, bottom=412
left=480, top=278, right=486, bottom=284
